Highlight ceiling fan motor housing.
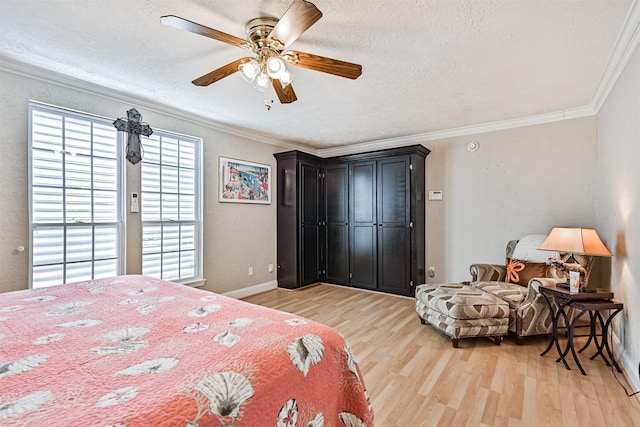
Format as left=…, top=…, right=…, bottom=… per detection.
left=246, top=18, right=279, bottom=50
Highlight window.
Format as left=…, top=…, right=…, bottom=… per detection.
left=29, top=103, right=124, bottom=288
left=141, top=131, right=202, bottom=283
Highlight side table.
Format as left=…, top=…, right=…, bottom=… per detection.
left=539, top=284, right=614, bottom=374
left=569, top=299, right=624, bottom=375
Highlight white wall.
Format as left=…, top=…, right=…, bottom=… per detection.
left=595, top=43, right=640, bottom=389
left=424, top=117, right=597, bottom=283
left=0, top=70, right=282, bottom=295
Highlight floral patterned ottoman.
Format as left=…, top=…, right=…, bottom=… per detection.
left=415, top=283, right=509, bottom=348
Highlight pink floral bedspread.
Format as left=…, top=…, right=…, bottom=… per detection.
left=0, top=276, right=373, bottom=426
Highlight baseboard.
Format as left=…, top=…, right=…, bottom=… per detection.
left=222, top=280, right=278, bottom=300
left=320, top=282, right=415, bottom=300
left=611, top=330, right=640, bottom=392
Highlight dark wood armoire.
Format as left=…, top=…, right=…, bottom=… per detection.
left=274, top=145, right=429, bottom=297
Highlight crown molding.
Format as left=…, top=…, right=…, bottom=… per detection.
left=590, top=0, right=640, bottom=113
left=0, top=56, right=309, bottom=153
left=317, top=106, right=596, bottom=158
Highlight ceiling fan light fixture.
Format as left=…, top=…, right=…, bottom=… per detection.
left=163, top=0, right=362, bottom=105
left=253, top=72, right=271, bottom=92
left=239, top=59, right=259, bottom=83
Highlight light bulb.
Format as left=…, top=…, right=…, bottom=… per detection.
left=239, top=59, right=259, bottom=82
left=253, top=72, right=271, bottom=92
left=279, top=70, right=294, bottom=88
left=266, top=57, right=286, bottom=78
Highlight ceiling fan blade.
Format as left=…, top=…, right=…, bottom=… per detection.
left=285, top=51, right=362, bottom=79
left=267, top=0, right=323, bottom=49
left=192, top=58, right=249, bottom=86
left=161, top=15, right=246, bottom=47
left=271, top=79, right=298, bottom=104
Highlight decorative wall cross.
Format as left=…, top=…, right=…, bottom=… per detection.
left=113, top=108, right=153, bottom=164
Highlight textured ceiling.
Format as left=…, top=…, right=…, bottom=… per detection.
left=0, top=0, right=634, bottom=151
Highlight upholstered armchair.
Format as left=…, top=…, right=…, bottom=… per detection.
left=468, top=238, right=588, bottom=344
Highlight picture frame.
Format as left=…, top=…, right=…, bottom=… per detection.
left=219, top=156, right=271, bottom=204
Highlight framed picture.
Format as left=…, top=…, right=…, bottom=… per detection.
left=219, top=157, right=271, bottom=204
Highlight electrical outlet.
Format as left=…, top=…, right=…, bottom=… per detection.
left=268, top=263, right=274, bottom=273
left=248, top=267, right=253, bottom=276
left=428, top=266, right=436, bottom=278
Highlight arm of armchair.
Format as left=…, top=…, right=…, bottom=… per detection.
left=469, top=263, right=507, bottom=282
left=526, top=277, right=557, bottom=294
left=515, top=277, right=558, bottom=337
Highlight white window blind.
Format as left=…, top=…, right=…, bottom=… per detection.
left=141, top=131, right=202, bottom=283
left=29, top=103, right=124, bottom=288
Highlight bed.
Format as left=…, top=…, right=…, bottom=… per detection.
left=0, top=275, right=373, bottom=426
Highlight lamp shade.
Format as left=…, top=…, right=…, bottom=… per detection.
left=538, top=227, right=612, bottom=256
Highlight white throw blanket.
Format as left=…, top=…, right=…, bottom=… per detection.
left=512, top=234, right=559, bottom=262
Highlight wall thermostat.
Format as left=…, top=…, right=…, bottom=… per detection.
left=428, top=190, right=443, bottom=201
left=130, top=192, right=139, bottom=213
left=467, top=141, right=480, bottom=152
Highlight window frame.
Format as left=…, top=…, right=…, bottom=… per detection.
left=28, top=102, right=126, bottom=288
left=140, top=129, right=204, bottom=286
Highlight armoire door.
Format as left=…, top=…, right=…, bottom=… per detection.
left=324, top=163, right=349, bottom=284
left=377, top=156, right=411, bottom=295
left=275, top=158, right=298, bottom=289
left=300, top=162, right=321, bottom=285
left=349, top=161, right=377, bottom=290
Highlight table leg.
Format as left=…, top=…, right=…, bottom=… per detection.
left=602, top=307, right=623, bottom=373
left=559, top=308, right=576, bottom=361
left=540, top=292, right=555, bottom=356
left=540, top=295, right=572, bottom=371
left=568, top=309, right=587, bottom=375
left=577, top=310, right=596, bottom=353
left=588, top=311, right=611, bottom=366
left=540, top=293, right=567, bottom=358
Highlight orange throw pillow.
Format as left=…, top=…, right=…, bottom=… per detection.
left=505, top=258, right=549, bottom=286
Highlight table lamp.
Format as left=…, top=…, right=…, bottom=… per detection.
left=538, top=227, right=612, bottom=291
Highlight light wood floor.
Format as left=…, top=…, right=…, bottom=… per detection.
left=243, top=284, right=640, bottom=427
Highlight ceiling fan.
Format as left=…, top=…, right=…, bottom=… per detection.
left=160, top=0, right=362, bottom=105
